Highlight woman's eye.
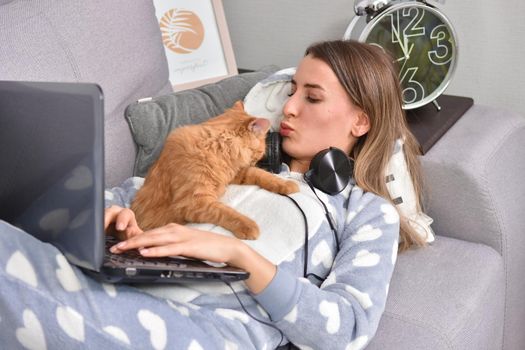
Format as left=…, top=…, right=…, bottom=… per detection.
left=287, top=90, right=295, bottom=97
left=307, top=96, right=321, bottom=103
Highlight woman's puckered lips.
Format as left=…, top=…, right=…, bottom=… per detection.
left=279, top=122, right=294, bottom=137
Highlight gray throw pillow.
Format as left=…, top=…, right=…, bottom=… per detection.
left=125, top=66, right=280, bottom=177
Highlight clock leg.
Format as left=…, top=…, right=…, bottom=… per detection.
left=432, top=99, right=442, bottom=111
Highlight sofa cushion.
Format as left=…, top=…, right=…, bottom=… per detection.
left=125, top=66, right=279, bottom=177
left=368, top=236, right=504, bottom=350
left=0, top=0, right=172, bottom=186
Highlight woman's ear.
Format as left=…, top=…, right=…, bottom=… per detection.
left=351, top=111, right=370, bottom=137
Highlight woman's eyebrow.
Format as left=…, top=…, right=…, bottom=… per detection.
left=290, top=79, right=325, bottom=91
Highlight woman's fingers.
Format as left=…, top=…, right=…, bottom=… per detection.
left=109, top=223, right=244, bottom=267
left=103, top=205, right=121, bottom=230
left=109, top=223, right=184, bottom=253
left=138, top=243, right=185, bottom=258
left=114, top=208, right=136, bottom=231
left=104, top=206, right=143, bottom=239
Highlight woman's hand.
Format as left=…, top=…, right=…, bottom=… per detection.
left=104, top=205, right=143, bottom=241
left=109, top=223, right=244, bottom=266
left=110, top=223, right=276, bottom=293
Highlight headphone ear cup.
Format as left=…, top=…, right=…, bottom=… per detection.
left=305, top=147, right=353, bottom=195
left=256, top=132, right=283, bottom=173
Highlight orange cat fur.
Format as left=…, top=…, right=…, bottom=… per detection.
left=130, top=101, right=299, bottom=240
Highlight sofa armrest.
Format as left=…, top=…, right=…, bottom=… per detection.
left=421, top=104, right=525, bottom=255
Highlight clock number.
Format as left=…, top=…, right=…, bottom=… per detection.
left=400, top=67, right=425, bottom=104
left=388, top=13, right=402, bottom=46
left=428, top=24, right=453, bottom=65
left=402, top=7, right=425, bottom=38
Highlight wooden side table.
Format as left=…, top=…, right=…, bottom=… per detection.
left=406, top=95, right=474, bottom=154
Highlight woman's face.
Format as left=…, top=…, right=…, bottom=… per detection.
left=281, top=54, right=367, bottom=173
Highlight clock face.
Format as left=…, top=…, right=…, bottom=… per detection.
left=364, top=3, right=457, bottom=109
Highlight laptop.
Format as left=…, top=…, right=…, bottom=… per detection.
left=0, top=81, right=249, bottom=283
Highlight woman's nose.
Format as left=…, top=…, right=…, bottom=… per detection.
left=283, top=94, right=297, bottom=118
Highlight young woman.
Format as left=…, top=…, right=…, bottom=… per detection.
left=0, top=40, right=425, bottom=349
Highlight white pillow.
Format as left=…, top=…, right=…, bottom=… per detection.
left=385, top=139, right=435, bottom=242
left=244, top=67, right=296, bottom=132
left=244, top=68, right=435, bottom=243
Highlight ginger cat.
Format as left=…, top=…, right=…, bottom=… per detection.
left=131, top=101, right=299, bottom=240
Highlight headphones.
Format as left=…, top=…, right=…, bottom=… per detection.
left=257, top=132, right=354, bottom=195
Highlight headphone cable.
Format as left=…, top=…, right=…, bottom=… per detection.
left=222, top=280, right=285, bottom=347
left=303, top=178, right=341, bottom=251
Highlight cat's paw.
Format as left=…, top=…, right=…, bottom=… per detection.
left=231, top=219, right=260, bottom=240
left=278, top=180, right=300, bottom=195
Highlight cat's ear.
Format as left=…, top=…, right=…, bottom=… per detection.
left=249, top=118, right=270, bottom=136
left=232, top=100, right=244, bottom=111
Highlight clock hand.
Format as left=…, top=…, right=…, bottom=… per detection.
left=401, top=34, right=409, bottom=59
left=405, top=42, right=414, bottom=59
left=392, top=24, right=409, bottom=58
left=399, top=43, right=414, bottom=74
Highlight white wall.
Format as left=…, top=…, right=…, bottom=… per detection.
left=223, top=0, right=525, bottom=117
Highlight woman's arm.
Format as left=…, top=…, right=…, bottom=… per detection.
left=251, top=192, right=400, bottom=349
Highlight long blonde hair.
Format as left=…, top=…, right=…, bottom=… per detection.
left=306, top=40, right=426, bottom=251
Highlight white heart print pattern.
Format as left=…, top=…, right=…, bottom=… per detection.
left=311, top=240, right=333, bottom=269
left=103, top=326, right=131, bottom=345
left=319, top=300, right=340, bottom=334
left=56, top=306, right=85, bottom=342
left=352, top=250, right=380, bottom=267
left=351, top=225, right=382, bottom=242
left=224, top=339, right=239, bottom=350
left=381, top=203, right=399, bottom=224
left=167, top=300, right=190, bottom=317
left=16, top=309, right=47, bottom=350
left=346, top=335, right=369, bottom=350
left=345, top=285, right=373, bottom=309
left=6, top=251, right=38, bottom=287
left=215, top=308, right=250, bottom=324
left=55, top=254, right=82, bottom=292
left=283, top=305, right=298, bottom=323
left=138, top=309, right=167, bottom=350
left=102, top=283, right=117, bottom=297
left=322, top=272, right=337, bottom=287
left=188, top=340, right=204, bottom=350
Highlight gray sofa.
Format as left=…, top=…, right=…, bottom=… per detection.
left=1, top=1, right=524, bottom=349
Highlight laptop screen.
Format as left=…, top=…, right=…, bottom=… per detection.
left=0, top=81, right=105, bottom=271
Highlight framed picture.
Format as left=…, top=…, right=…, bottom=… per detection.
left=153, top=0, right=238, bottom=91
